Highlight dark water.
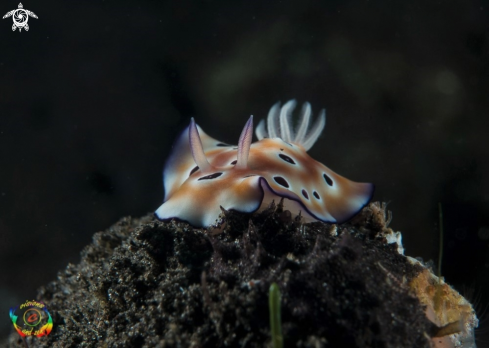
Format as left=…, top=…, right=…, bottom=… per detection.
left=0, top=0, right=488, bottom=341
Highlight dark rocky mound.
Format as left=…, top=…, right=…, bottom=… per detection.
left=6, top=202, right=433, bottom=347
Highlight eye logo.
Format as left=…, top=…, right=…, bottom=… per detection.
left=9, top=300, right=53, bottom=338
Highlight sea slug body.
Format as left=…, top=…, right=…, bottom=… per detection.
left=155, top=100, right=374, bottom=227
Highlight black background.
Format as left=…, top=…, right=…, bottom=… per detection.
left=1, top=0, right=488, bottom=340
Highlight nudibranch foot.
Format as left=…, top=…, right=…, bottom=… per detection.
left=155, top=100, right=374, bottom=228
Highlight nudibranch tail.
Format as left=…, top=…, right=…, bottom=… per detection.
left=255, top=99, right=326, bottom=151
left=236, top=116, right=253, bottom=169
left=189, top=117, right=212, bottom=172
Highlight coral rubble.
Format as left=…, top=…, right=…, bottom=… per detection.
left=4, top=202, right=477, bottom=347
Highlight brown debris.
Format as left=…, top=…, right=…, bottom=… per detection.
left=5, top=203, right=437, bottom=347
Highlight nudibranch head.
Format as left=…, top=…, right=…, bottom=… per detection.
left=155, top=100, right=374, bottom=228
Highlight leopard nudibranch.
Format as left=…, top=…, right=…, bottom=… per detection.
left=155, top=100, right=374, bottom=227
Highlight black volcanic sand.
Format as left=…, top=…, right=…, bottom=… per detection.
left=6, top=202, right=434, bottom=347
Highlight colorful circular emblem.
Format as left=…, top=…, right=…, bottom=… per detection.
left=9, top=300, right=53, bottom=337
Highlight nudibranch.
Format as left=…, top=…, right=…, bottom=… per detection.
left=155, top=100, right=374, bottom=227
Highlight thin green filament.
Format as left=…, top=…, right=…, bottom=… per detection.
left=269, top=282, right=283, bottom=348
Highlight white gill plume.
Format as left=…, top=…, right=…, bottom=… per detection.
left=255, top=99, right=326, bottom=151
